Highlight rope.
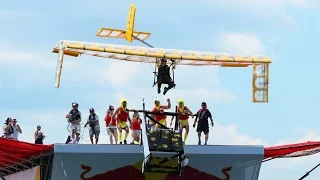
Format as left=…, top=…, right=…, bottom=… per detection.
left=65, top=122, right=90, bottom=143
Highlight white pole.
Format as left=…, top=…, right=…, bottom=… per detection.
left=55, top=40, right=65, bottom=88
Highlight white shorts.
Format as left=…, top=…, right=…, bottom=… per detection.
left=132, top=130, right=141, bottom=138
left=70, top=123, right=81, bottom=134
left=107, top=126, right=117, bottom=136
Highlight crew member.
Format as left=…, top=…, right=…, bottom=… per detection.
left=193, top=102, right=214, bottom=145
left=112, top=98, right=131, bottom=144
left=131, top=111, right=142, bottom=144
left=157, top=58, right=175, bottom=95
left=152, top=98, right=171, bottom=129
left=170, top=98, right=193, bottom=144
left=84, top=108, right=100, bottom=144
left=105, top=105, right=118, bottom=144
left=66, top=102, right=82, bottom=144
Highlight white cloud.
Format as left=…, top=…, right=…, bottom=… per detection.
left=207, top=0, right=311, bottom=28
left=216, top=32, right=265, bottom=55
left=104, top=61, right=140, bottom=87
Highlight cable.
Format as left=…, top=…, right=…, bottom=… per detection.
left=298, top=162, right=320, bottom=180
left=65, top=122, right=90, bottom=143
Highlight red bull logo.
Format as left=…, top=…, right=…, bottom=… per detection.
left=165, top=166, right=232, bottom=180
left=80, top=164, right=145, bottom=180
left=80, top=164, right=232, bottom=180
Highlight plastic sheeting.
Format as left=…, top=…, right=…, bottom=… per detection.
left=0, top=138, right=53, bottom=167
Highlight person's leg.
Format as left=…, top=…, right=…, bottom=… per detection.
left=184, top=123, right=189, bottom=143
left=163, top=76, right=175, bottom=95
left=131, top=130, right=137, bottom=144
left=75, top=124, right=81, bottom=144
left=89, top=129, right=94, bottom=144
left=124, top=126, right=129, bottom=144
left=95, top=130, right=100, bottom=144
left=157, top=78, right=162, bottom=94
left=196, top=126, right=202, bottom=145
left=113, top=128, right=118, bottom=144
left=204, top=128, right=209, bottom=145
left=107, top=128, right=113, bottom=144
left=70, top=124, right=76, bottom=141
left=136, top=130, right=141, bottom=144
left=117, top=124, right=123, bottom=144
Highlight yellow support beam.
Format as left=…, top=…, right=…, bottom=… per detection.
left=126, top=4, right=136, bottom=43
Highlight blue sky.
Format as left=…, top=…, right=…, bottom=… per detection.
left=1, top=0, right=320, bottom=179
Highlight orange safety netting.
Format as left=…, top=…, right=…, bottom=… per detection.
left=264, top=141, right=320, bottom=159
left=0, top=138, right=54, bottom=167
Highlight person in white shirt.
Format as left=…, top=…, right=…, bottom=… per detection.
left=3, top=117, right=14, bottom=139
left=12, top=119, right=22, bottom=140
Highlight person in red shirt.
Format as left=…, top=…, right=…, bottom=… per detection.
left=170, top=98, right=193, bottom=144
left=130, top=111, right=142, bottom=144
left=151, top=98, right=171, bottom=130
left=105, top=105, right=118, bottom=144
left=112, top=98, right=131, bottom=144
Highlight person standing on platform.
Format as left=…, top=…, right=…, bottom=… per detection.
left=193, top=102, right=214, bottom=145
left=112, top=98, right=131, bottom=144
left=84, top=108, right=100, bottom=144
left=170, top=98, right=193, bottom=144
left=34, top=125, right=46, bottom=144
left=152, top=98, right=171, bottom=130
left=131, top=111, right=142, bottom=144
left=12, top=118, right=22, bottom=140
left=65, top=102, right=82, bottom=144
left=105, top=105, right=118, bottom=144
left=3, top=117, right=14, bottom=139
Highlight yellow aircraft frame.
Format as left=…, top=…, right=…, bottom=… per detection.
left=52, top=4, right=271, bottom=103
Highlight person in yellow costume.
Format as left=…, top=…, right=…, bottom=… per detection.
left=151, top=98, right=171, bottom=130
left=112, top=98, right=131, bottom=144
left=170, top=98, right=193, bottom=143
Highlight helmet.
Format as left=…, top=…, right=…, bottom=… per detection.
left=161, top=58, right=167, bottom=62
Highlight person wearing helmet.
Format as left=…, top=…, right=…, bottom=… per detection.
left=170, top=98, right=193, bottom=144
left=84, top=108, right=100, bottom=144
left=157, top=58, right=176, bottom=95
left=65, top=102, right=82, bottom=144
left=151, top=98, right=171, bottom=130
left=112, top=98, right=131, bottom=144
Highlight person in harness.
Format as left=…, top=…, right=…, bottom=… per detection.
left=84, top=108, right=100, bottom=144
left=157, top=58, right=176, bottom=95
left=3, top=117, right=14, bottom=139
left=65, top=102, right=82, bottom=144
